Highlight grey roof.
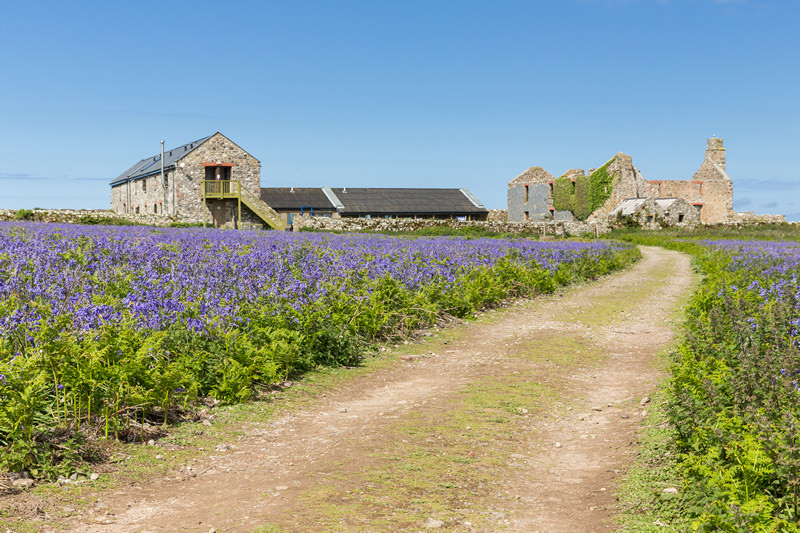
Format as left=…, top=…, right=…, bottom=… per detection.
left=260, top=188, right=336, bottom=211
left=327, top=188, right=487, bottom=216
left=110, top=135, right=212, bottom=185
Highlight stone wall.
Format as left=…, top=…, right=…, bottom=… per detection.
left=592, top=153, right=650, bottom=219
left=110, top=170, right=176, bottom=215
left=171, top=133, right=261, bottom=224
left=487, top=209, right=508, bottom=223
left=737, top=212, right=787, bottom=224
left=507, top=183, right=553, bottom=222
left=292, top=213, right=610, bottom=237
left=0, top=209, right=173, bottom=227
left=650, top=178, right=737, bottom=224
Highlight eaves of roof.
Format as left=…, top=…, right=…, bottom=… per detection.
left=110, top=135, right=212, bottom=186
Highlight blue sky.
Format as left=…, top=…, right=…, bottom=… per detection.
left=1, top=0, right=798, bottom=219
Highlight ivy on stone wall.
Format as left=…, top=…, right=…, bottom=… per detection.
left=588, top=160, right=615, bottom=213
left=573, top=175, right=592, bottom=220
left=552, top=177, right=574, bottom=212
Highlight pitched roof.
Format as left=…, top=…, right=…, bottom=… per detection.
left=110, top=135, right=212, bottom=185
left=260, top=188, right=336, bottom=210
left=327, top=188, right=487, bottom=216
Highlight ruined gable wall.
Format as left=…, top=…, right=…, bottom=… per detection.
left=508, top=182, right=551, bottom=222
left=590, top=153, right=650, bottom=219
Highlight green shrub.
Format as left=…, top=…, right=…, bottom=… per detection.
left=552, top=176, right=574, bottom=212
left=573, top=175, right=592, bottom=220
left=14, top=209, right=34, bottom=221
left=589, top=159, right=615, bottom=213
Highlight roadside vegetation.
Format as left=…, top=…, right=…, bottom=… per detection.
left=612, top=223, right=800, bottom=531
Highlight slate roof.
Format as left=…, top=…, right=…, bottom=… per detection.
left=260, top=188, right=336, bottom=211
left=328, top=188, right=487, bottom=216
left=110, top=135, right=211, bottom=185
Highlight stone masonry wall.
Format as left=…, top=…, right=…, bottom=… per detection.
left=172, top=133, right=261, bottom=224
left=110, top=170, right=176, bottom=215
left=487, top=209, right=508, bottom=223
left=592, top=153, right=650, bottom=219
left=507, top=183, right=552, bottom=222
left=649, top=179, right=737, bottom=224
left=292, top=213, right=610, bottom=237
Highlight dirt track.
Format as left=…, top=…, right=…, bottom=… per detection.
left=30, top=245, right=692, bottom=532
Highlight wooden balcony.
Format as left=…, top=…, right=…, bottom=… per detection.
left=202, top=180, right=284, bottom=230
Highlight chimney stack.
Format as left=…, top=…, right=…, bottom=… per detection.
left=706, top=137, right=726, bottom=170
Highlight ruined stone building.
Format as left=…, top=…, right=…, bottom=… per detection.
left=507, top=138, right=742, bottom=226
left=111, top=133, right=488, bottom=229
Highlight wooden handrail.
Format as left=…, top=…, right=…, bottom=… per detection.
left=202, top=180, right=284, bottom=230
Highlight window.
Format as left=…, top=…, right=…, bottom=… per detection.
left=135, top=206, right=140, bottom=214
left=142, top=178, right=147, bottom=192
left=154, top=204, right=158, bottom=214
left=524, top=211, right=529, bottom=221
left=548, top=182, right=554, bottom=198
left=205, top=166, right=231, bottom=180
left=678, top=214, right=684, bottom=223
left=524, top=185, right=529, bottom=203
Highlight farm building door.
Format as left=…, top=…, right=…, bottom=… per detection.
left=212, top=204, right=226, bottom=228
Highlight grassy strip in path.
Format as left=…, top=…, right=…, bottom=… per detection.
left=266, top=332, right=603, bottom=532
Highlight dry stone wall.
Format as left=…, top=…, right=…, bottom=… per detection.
left=292, top=213, right=610, bottom=236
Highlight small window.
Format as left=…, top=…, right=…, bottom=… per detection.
left=548, top=182, right=554, bottom=198
left=142, top=178, right=147, bottom=192
left=135, top=206, right=140, bottom=214
left=524, top=211, right=529, bottom=221
left=154, top=204, right=158, bottom=214
left=678, top=214, right=684, bottom=223
left=646, top=215, right=654, bottom=223
left=524, top=185, right=529, bottom=203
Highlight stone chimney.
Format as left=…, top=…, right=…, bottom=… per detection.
left=705, top=137, right=725, bottom=170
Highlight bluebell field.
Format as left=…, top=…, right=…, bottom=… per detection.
left=0, top=222, right=637, bottom=476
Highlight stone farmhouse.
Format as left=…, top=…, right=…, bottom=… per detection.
left=110, top=132, right=283, bottom=230
left=507, top=138, right=742, bottom=226
left=110, top=133, right=488, bottom=230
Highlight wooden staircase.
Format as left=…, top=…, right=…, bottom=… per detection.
left=203, top=181, right=285, bottom=230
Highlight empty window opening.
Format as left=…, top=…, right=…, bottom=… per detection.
left=142, top=178, right=147, bottom=192
left=524, top=211, right=529, bottom=221
left=678, top=214, right=684, bottom=223
left=548, top=182, right=554, bottom=198
left=524, top=185, right=529, bottom=203
left=205, top=166, right=231, bottom=181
